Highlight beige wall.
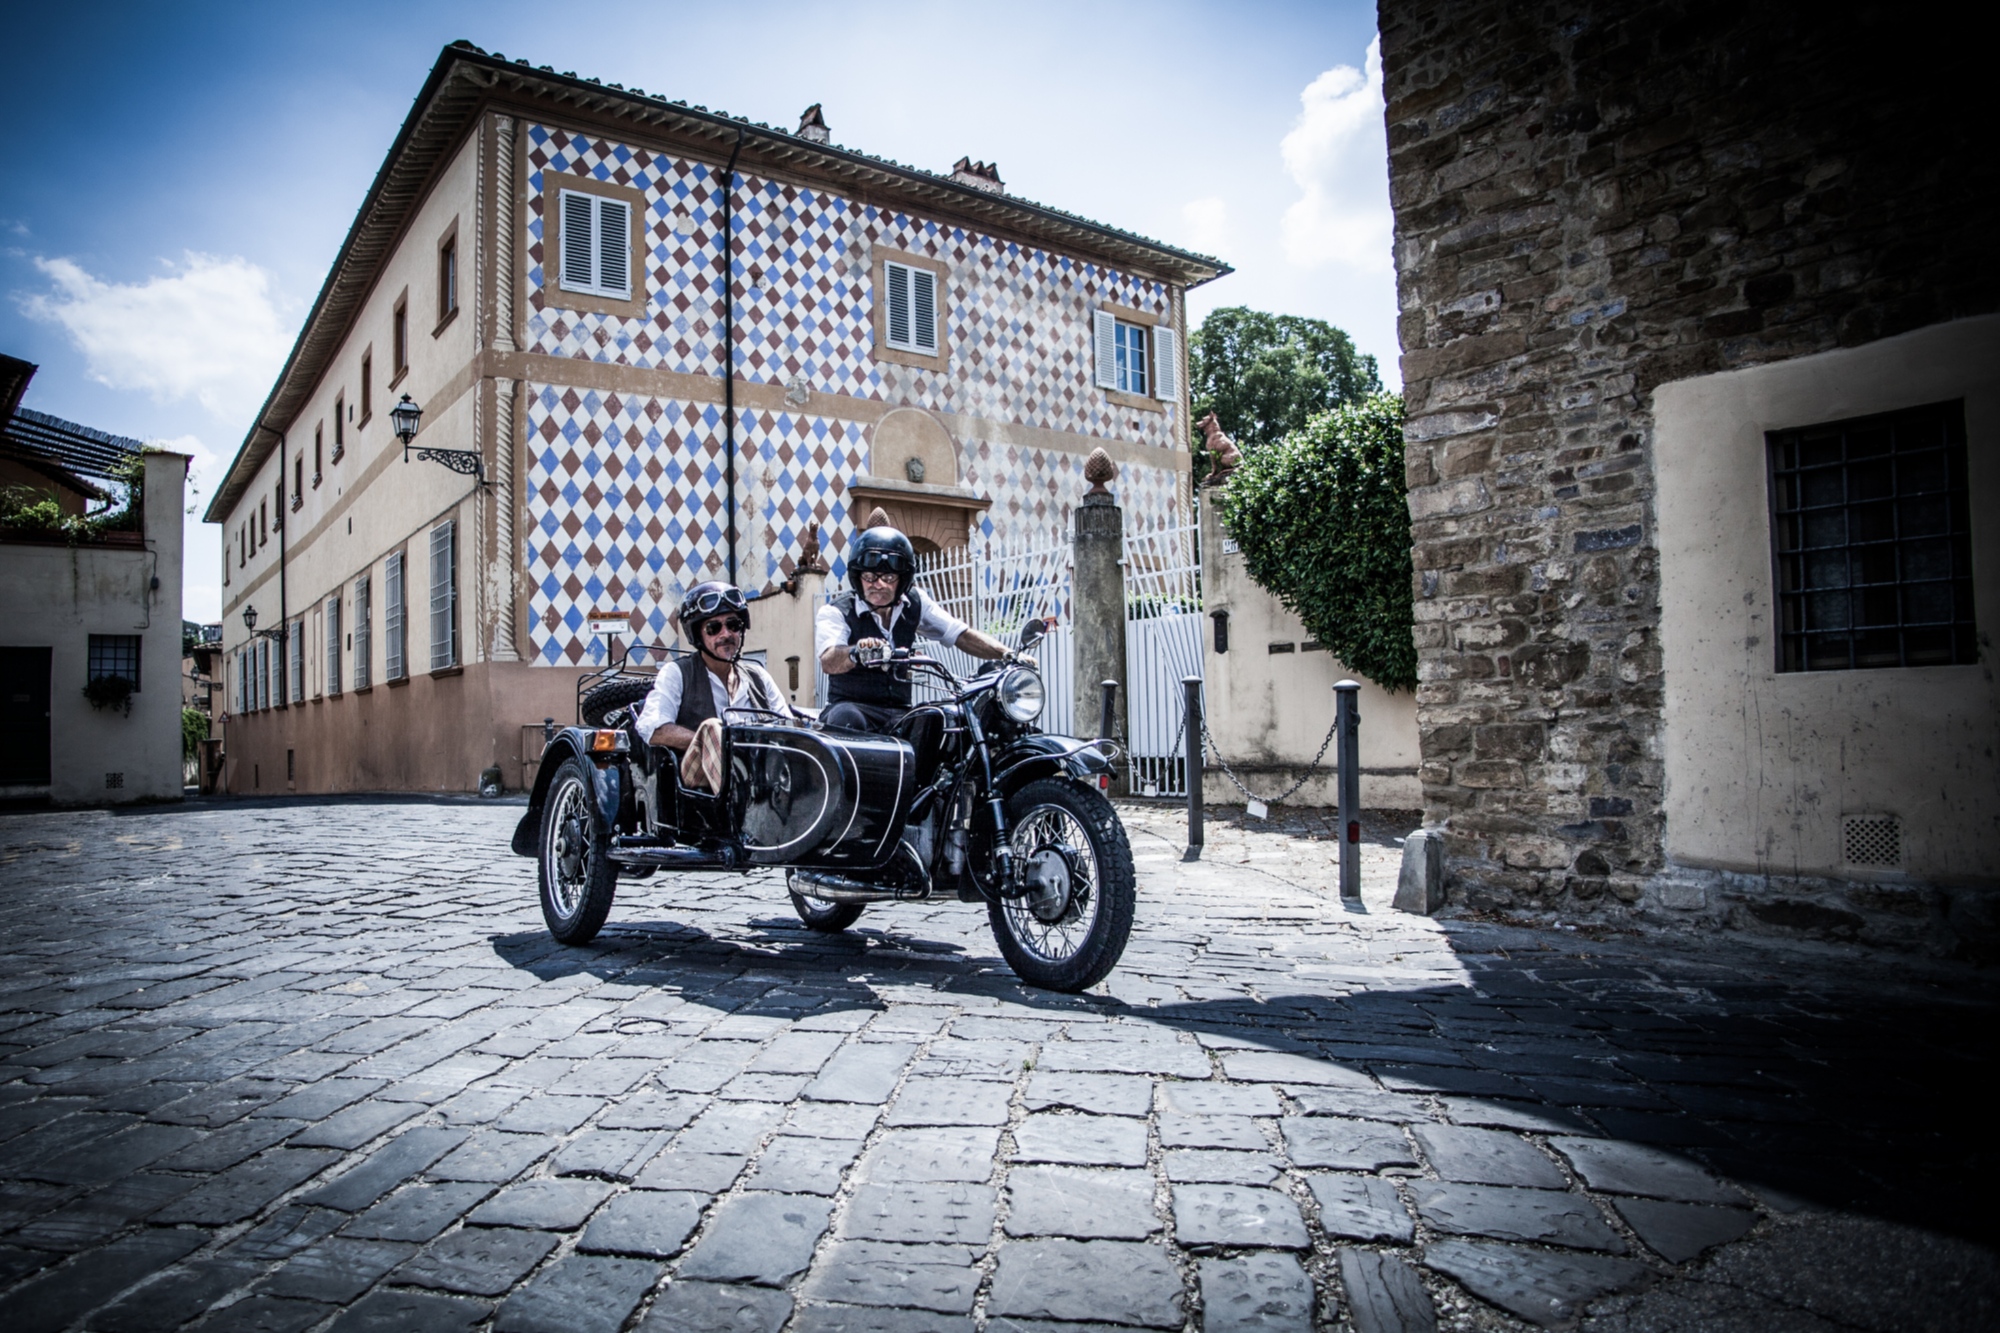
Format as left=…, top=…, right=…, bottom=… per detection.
left=1655, top=314, right=2000, bottom=885
left=1198, top=500, right=1422, bottom=808
left=0, top=452, right=187, bottom=805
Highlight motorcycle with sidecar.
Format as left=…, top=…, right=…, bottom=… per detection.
left=510, top=623, right=1136, bottom=992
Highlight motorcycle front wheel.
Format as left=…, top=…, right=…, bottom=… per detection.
left=987, top=778, right=1135, bottom=992
left=538, top=756, right=619, bottom=944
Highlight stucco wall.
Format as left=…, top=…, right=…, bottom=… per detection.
left=1656, top=316, right=1999, bottom=886
left=0, top=452, right=186, bottom=805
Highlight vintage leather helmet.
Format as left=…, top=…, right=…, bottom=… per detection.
left=677, top=581, right=749, bottom=642
left=848, top=526, right=918, bottom=598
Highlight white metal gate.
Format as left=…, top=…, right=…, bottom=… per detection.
left=1122, top=521, right=1203, bottom=796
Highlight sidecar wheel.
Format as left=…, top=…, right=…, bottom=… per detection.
left=538, top=757, right=618, bottom=944
left=788, top=875, right=865, bottom=933
left=987, top=778, right=1135, bottom=993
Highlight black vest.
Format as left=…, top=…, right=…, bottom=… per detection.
left=826, top=589, right=924, bottom=708
left=673, top=651, right=774, bottom=730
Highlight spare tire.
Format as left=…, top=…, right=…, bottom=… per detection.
left=580, top=677, right=655, bottom=727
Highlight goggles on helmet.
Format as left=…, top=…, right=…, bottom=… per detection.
left=685, top=586, right=748, bottom=619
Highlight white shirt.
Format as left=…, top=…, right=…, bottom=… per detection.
left=634, top=657, right=788, bottom=740
left=814, top=592, right=971, bottom=660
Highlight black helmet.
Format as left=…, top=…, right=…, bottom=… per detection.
left=677, top=581, right=749, bottom=642
left=849, top=526, right=917, bottom=597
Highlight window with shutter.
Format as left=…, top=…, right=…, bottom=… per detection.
left=882, top=260, right=939, bottom=355
left=352, top=576, right=372, bottom=690
left=289, top=622, right=303, bottom=704
left=558, top=190, right=632, bottom=300
left=1113, top=320, right=1149, bottom=396
left=429, top=521, right=458, bottom=671
left=1152, top=327, right=1178, bottom=402
left=1093, top=310, right=1119, bottom=390
left=325, top=595, right=341, bottom=695
left=384, top=553, right=406, bottom=681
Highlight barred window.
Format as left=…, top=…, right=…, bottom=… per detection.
left=87, top=634, right=141, bottom=689
left=384, top=553, right=406, bottom=681
left=1770, top=400, right=1978, bottom=672
left=429, top=520, right=458, bottom=671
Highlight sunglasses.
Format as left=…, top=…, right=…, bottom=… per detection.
left=859, top=571, right=899, bottom=585
left=702, top=617, right=747, bottom=636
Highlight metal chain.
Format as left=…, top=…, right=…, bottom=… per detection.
left=1191, top=704, right=1341, bottom=808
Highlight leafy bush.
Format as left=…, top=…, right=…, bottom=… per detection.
left=0, top=449, right=145, bottom=542
left=182, top=707, right=209, bottom=762
left=85, top=674, right=135, bottom=715
left=1217, top=393, right=1416, bottom=691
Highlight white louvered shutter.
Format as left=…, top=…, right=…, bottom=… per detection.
left=597, top=198, right=631, bottom=297
left=1093, top=310, right=1118, bottom=389
left=352, top=577, right=371, bottom=690
left=885, top=262, right=912, bottom=350
left=384, top=553, right=405, bottom=681
left=326, top=596, right=340, bottom=694
left=560, top=191, right=596, bottom=293
left=430, top=522, right=457, bottom=671
left=910, top=267, right=937, bottom=354
left=289, top=622, right=303, bottom=703
left=1152, top=326, right=1178, bottom=402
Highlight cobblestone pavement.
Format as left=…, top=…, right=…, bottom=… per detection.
left=0, top=797, right=1994, bottom=1333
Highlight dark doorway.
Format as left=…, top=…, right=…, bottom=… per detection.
left=0, top=647, right=53, bottom=786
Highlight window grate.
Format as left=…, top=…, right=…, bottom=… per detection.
left=1769, top=400, right=1977, bottom=672
left=1843, top=815, right=1902, bottom=868
left=87, top=634, right=141, bottom=688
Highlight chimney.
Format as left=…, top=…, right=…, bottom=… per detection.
left=796, top=103, right=830, bottom=144
left=950, top=157, right=1005, bottom=195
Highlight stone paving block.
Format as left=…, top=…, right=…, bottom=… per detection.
left=18, top=1171, right=202, bottom=1250
left=1307, top=1172, right=1413, bottom=1242
left=321, top=1290, right=489, bottom=1332
left=158, top=1118, right=307, bottom=1172
left=884, top=1077, right=1013, bottom=1126
left=656, top=1047, right=760, bottom=1095
left=798, top=1240, right=982, bottom=1313
left=718, top=1073, right=810, bottom=1101
left=192, top=1293, right=330, bottom=1332
left=86, top=1257, right=262, bottom=1332
left=214, top=1203, right=345, bottom=1264
left=987, top=1239, right=1185, bottom=1329
left=803, top=1041, right=918, bottom=1104
left=1548, top=1136, right=1749, bottom=1205
left=599, top=1089, right=706, bottom=1131
left=468, top=1178, right=615, bottom=1230
left=1159, top=1083, right=1281, bottom=1117
left=302, top=1127, right=468, bottom=1212
left=1375, top=1066, right=1532, bottom=1099
left=495, top=1095, right=600, bottom=1134
left=788, top=1306, right=974, bottom=1333
left=1157, top=1112, right=1267, bottom=1150
left=1586, top=1108, right=1730, bottom=1148
left=840, top=1183, right=997, bottom=1243
left=1339, top=1249, right=1435, bottom=1333
left=1012, top=1113, right=1147, bottom=1167
left=783, top=1098, right=882, bottom=1139
left=259, top=1236, right=416, bottom=1303
left=552, top=1129, right=670, bottom=1181
left=746, top=1135, right=865, bottom=1195
left=1411, top=1183, right=1624, bottom=1252
left=0, top=1227, right=205, bottom=1333
left=1199, top=1251, right=1314, bottom=1332
left=339, top=1182, right=494, bottom=1242
left=149, top=1076, right=294, bottom=1127
left=635, top=1280, right=790, bottom=1332
left=1612, top=1197, right=1758, bottom=1263
left=392, top=1226, right=559, bottom=1296
left=1023, top=1071, right=1153, bottom=1117
left=862, top=1125, right=1004, bottom=1181
left=746, top=1030, right=848, bottom=1074
left=1280, top=1117, right=1415, bottom=1171
left=253, top=1078, right=388, bottom=1121
left=634, top=1151, right=746, bottom=1192
left=1422, top=1239, right=1653, bottom=1326
left=677, top=1191, right=834, bottom=1286
left=153, top=1147, right=341, bottom=1224
left=1172, top=1183, right=1310, bottom=1249
left=1038, top=1039, right=1209, bottom=1079
left=493, top=1253, right=660, bottom=1333
left=1221, top=1050, right=1371, bottom=1087
left=1439, top=1097, right=1591, bottom=1134
left=287, top=1099, right=423, bottom=1151
left=1412, top=1124, right=1567, bottom=1188
left=558, top=1060, right=653, bottom=1097
left=1163, top=1149, right=1279, bottom=1185
left=1005, top=1166, right=1160, bottom=1238
left=26, top=1121, right=203, bottom=1185
left=578, top=1189, right=705, bottom=1258
left=675, top=1099, right=787, bottom=1156
left=427, top=1131, right=549, bottom=1183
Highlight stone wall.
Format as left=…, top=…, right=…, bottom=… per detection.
left=1379, top=0, right=1998, bottom=911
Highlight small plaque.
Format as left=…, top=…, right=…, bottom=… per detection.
left=1247, top=798, right=1269, bottom=820
left=1222, top=538, right=1239, bottom=554
left=588, top=614, right=633, bottom=638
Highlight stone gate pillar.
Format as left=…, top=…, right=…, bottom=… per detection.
left=1073, top=449, right=1127, bottom=771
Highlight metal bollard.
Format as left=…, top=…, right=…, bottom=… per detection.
left=1184, top=676, right=1204, bottom=854
left=1099, top=680, right=1119, bottom=741
left=1334, top=681, right=1361, bottom=899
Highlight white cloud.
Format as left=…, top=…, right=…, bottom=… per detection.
left=18, top=253, right=288, bottom=424
left=1279, top=37, right=1393, bottom=272
left=1181, top=197, right=1231, bottom=257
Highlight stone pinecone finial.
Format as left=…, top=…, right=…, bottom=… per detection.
left=865, top=506, right=892, bottom=529
left=1083, top=448, right=1118, bottom=496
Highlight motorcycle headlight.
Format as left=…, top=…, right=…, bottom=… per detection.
left=996, top=666, right=1046, bottom=724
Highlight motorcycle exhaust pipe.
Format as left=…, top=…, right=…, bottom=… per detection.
left=790, top=870, right=921, bottom=903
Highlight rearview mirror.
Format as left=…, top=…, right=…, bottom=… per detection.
left=1018, top=618, right=1049, bottom=651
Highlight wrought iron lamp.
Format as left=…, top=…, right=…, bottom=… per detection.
left=394, top=393, right=485, bottom=485
left=241, top=605, right=283, bottom=641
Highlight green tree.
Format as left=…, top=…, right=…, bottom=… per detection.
left=182, top=707, right=209, bottom=763
left=1217, top=393, right=1416, bottom=691
left=1189, top=307, right=1381, bottom=464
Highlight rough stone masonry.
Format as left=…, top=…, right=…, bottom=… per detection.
left=1378, top=0, right=1997, bottom=913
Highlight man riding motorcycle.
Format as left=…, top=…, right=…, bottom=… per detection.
left=636, top=582, right=788, bottom=788
left=816, top=526, right=1016, bottom=732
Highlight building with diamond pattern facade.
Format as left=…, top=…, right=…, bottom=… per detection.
left=203, top=43, right=1224, bottom=794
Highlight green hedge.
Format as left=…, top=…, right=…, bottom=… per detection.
left=1217, top=393, right=1416, bottom=691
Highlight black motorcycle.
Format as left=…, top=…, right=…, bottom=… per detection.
left=510, top=624, right=1136, bottom=992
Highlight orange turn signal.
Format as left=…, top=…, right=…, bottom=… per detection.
left=590, top=729, right=621, bottom=752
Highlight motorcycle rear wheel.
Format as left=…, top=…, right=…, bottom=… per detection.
left=987, top=778, right=1135, bottom=992
left=788, top=874, right=866, bottom=933
left=538, top=756, right=619, bottom=944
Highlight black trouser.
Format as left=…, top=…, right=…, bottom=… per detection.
left=821, top=700, right=906, bottom=733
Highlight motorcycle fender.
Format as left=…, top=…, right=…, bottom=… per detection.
left=510, top=729, right=596, bottom=856
left=991, top=735, right=1114, bottom=799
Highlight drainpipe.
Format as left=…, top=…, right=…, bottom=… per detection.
left=255, top=423, right=289, bottom=702
left=721, top=128, right=745, bottom=586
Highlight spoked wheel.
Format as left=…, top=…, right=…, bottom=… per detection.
left=987, top=778, right=1135, bottom=992
left=787, top=872, right=865, bottom=933
left=538, top=757, right=618, bottom=944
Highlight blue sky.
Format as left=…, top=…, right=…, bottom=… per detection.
left=1, top=0, right=1392, bottom=621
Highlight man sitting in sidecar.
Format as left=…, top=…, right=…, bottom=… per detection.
left=634, top=581, right=788, bottom=794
